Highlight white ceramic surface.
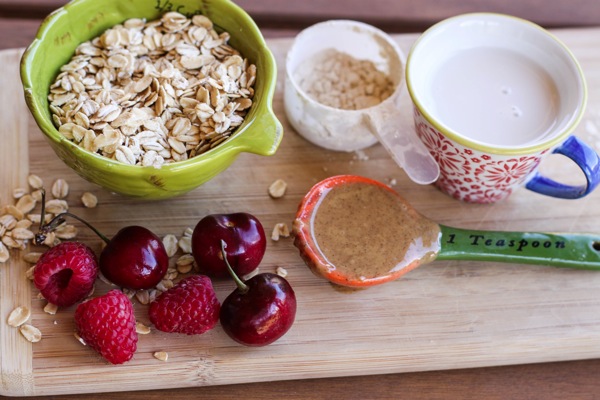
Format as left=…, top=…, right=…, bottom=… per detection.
left=284, top=20, right=439, bottom=185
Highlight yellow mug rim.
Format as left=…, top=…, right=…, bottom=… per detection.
left=405, top=12, right=588, bottom=156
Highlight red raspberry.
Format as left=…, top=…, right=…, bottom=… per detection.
left=34, top=242, right=98, bottom=307
left=74, top=290, right=138, bottom=365
left=149, top=275, right=220, bottom=335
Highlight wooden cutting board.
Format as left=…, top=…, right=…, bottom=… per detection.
left=2, top=28, right=600, bottom=396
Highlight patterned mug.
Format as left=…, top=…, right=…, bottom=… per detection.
left=406, top=13, right=600, bottom=203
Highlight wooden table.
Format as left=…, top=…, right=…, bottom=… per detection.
left=2, top=1, right=600, bottom=399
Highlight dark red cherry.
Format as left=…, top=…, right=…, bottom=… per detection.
left=99, top=226, right=169, bottom=290
left=218, top=241, right=296, bottom=346
left=192, top=213, right=266, bottom=278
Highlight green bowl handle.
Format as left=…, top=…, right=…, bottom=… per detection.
left=238, top=108, right=283, bottom=156
left=438, top=225, right=600, bottom=270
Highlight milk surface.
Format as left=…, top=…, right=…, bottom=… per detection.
left=430, top=47, right=560, bottom=146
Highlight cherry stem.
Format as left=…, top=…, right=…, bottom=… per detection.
left=38, top=211, right=111, bottom=245
left=220, top=240, right=249, bottom=294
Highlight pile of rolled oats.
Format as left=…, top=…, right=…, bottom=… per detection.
left=48, top=12, right=256, bottom=168
left=294, top=48, right=394, bottom=110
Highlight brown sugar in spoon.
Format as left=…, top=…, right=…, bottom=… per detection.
left=292, top=175, right=600, bottom=288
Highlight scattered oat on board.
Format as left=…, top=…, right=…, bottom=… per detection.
left=5, top=205, right=24, bottom=221
left=122, top=288, right=136, bottom=300
left=148, top=289, right=159, bottom=303
left=162, top=234, right=179, bottom=257
left=7, top=306, right=31, bottom=327
left=27, top=174, right=44, bottom=190
left=178, top=236, right=192, bottom=254
left=176, top=253, right=195, bottom=274
left=15, top=194, right=37, bottom=215
left=48, top=12, right=257, bottom=167
left=276, top=266, right=288, bottom=278
left=42, top=231, right=59, bottom=248
left=182, top=227, right=194, bottom=238
left=2, top=235, right=24, bottom=250
left=153, top=351, right=169, bottom=361
left=55, top=224, right=78, bottom=240
left=25, top=265, right=36, bottom=280
left=23, top=252, right=43, bottom=264
left=74, top=332, right=87, bottom=346
left=45, top=199, right=68, bottom=215
left=13, top=188, right=27, bottom=199
left=19, top=324, right=42, bottom=343
left=136, top=322, right=151, bottom=335
left=268, top=179, right=287, bottom=198
left=135, top=289, right=151, bottom=305
left=156, top=278, right=174, bottom=292
left=81, top=192, right=98, bottom=208
left=44, top=302, right=59, bottom=315
left=271, top=222, right=290, bottom=241
left=31, top=189, right=44, bottom=202
left=11, top=227, right=35, bottom=241
left=166, top=266, right=179, bottom=281
left=15, top=219, right=33, bottom=230
left=51, top=178, right=69, bottom=199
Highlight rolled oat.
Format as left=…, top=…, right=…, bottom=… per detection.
left=81, top=192, right=98, bottom=208
left=268, top=179, right=287, bottom=199
left=44, top=302, right=58, bottom=315
left=162, top=234, right=178, bottom=257
left=19, top=324, right=42, bottom=342
left=27, top=175, right=44, bottom=190
left=7, top=306, right=31, bottom=327
left=51, top=178, right=69, bottom=199
left=136, top=322, right=151, bottom=335
left=271, top=222, right=290, bottom=242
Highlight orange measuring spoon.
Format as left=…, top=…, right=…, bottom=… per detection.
left=293, top=175, right=600, bottom=288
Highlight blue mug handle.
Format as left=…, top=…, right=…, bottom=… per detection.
left=526, top=136, right=600, bottom=199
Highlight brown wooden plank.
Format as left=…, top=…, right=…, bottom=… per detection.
left=3, top=27, right=600, bottom=397
left=0, top=19, right=44, bottom=50
left=0, top=17, right=299, bottom=51
left=0, top=48, right=33, bottom=397
left=11, top=358, right=600, bottom=400
left=1, top=0, right=600, bottom=31
left=3, top=0, right=600, bottom=396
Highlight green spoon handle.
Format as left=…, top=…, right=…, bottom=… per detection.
left=437, top=225, right=600, bottom=270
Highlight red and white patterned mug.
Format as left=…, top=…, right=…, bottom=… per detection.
left=406, top=13, right=600, bottom=203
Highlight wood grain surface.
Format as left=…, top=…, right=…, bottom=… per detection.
left=2, top=26, right=600, bottom=397
left=2, top=0, right=600, bottom=50
left=2, top=0, right=600, bottom=29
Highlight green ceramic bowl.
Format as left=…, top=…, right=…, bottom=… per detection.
left=21, top=0, right=282, bottom=199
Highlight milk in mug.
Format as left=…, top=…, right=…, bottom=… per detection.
left=429, top=47, right=560, bottom=146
